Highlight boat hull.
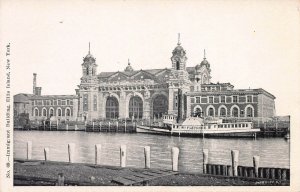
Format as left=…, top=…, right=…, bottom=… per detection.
left=136, top=125, right=260, bottom=138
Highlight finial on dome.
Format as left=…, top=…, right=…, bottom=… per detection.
left=128, top=58, right=130, bottom=65
left=204, top=49, right=206, bottom=59
left=177, top=33, right=181, bottom=45
left=88, top=42, right=91, bottom=54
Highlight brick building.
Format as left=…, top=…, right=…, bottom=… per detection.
left=14, top=36, right=276, bottom=123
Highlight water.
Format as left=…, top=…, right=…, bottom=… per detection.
left=14, top=131, right=290, bottom=173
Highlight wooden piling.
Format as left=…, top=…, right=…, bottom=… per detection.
left=203, top=149, right=209, bottom=174
left=57, top=173, right=64, bottom=186
left=100, top=121, right=102, bottom=132
left=212, top=165, right=216, bottom=175
left=56, top=120, right=59, bottom=130
left=231, top=150, right=239, bottom=176
left=208, top=164, right=212, bottom=174
left=120, top=145, right=127, bottom=167
left=50, top=121, right=52, bottom=131
left=277, top=168, right=282, bottom=180
left=249, top=167, right=254, bottom=178
left=27, top=141, right=32, bottom=160
left=227, top=165, right=233, bottom=176
left=253, top=155, right=260, bottom=177
left=95, top=144, right=101, bottom=165
left=108, top=122, right=111, bottom=132
left=44, top=147, right=50, bottom=161
left=125, top=121, right=127, bottom=132
left=282, top=169, right=287, bottom=180
left=144, top=146, right=151, bottom=169
left=259, top=168, right=263, bottom=178
left=66, top=124, right=68, bottom=131
left=92, top=122, right=95, bottom=131
left=243, top=167, right=248, bottom=177
left=265, top=168, right=270, bottom=179
left=217, top=165, right=221, bottom=175
left=116, top=121, right=119, bottom=130
left=222, top=165, right=227, bottom=176
left=68, top=143, right=75, bottom=163
left=171, top=147, right=179, bottom=172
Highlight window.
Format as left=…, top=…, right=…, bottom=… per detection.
left=67, top=100, right=70, bottom=105
left=57, top=108, right=62, bottom=116
left=34, top=108, right=39, bottom=116
left=62, top=100, right=66, bottom=105
left=83, top=94, right=88, bottom=111
left=233, top=96, right=238, bottom=103
left=58, top=100, right=62, bottom=105
left=66, top=108, right=71, bottom=116
left=208, top=108, right=214, bottom=116
left=221, top=96, right=226, bottom=103
left=246, top=107, right=253, bottom=117
left=49, top=108, right=54, bottom=117
left=232, top=107, right=239, bottom=117
left=70, top=100, right=73, bottom=105
left=190, top=86, right=194, bottom=92
left=191, top=98, right=195, bottom=104
left=129, top=96, right=143, bottom=119
left=54, top=100, right=57, bottom=105
left=43, top=100, right=46, bottom=105
left=42, top=108, right=47, bottom=116
left=209, top=97, right=213, bottom=103
left=106, top=96, right=119, bottom=119
left=220, top=107, right=226, bottom=117
left=196, top=97, right=200, bottom=103
left=247, top=95, right=253, bottom=103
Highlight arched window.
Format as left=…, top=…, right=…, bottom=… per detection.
left=194, top=107, right=202, bottom=117
left=57, top=108, right=62, bottom=117
left=66, top=108, right=71, bottom=116
left=208, top=107, right=214, bottom=117
left=176, top=61, right=180, bottom=70
left=220, top=107, right=226, bottom=117
left=42, top=108, right=47, bottom=117
left=232, top=107, right=239, bottom=117
left=246, top=107, right=253, bottom=117
left=49, top=108, right=54, bottom=117
left=34, top=108, right=39, bottom=116
left=129, top=96, right=143, bottom=119
left=106, top=97, right=119, bottom=119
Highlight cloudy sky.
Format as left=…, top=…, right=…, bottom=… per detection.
left=1, top=0, right=300, bottom=116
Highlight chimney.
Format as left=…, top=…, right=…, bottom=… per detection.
left=35, top=87, right=42, bottom=96
left=33, top=73, right=37, bottom=95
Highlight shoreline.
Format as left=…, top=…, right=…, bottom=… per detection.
left=14, top=159, right=289, bottom=186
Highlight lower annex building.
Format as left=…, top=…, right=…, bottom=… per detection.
left=14, top=36, right=276, bottom=123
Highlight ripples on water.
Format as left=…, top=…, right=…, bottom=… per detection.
left=14, top=131, right=290, bottom=173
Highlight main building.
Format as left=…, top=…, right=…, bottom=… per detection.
left=14, top=36, right=276, bottom=123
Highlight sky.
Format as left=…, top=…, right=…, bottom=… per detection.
left=1, top=0, right=300, bottom=116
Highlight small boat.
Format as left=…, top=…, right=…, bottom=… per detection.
left=136, top=115, right=260, bottom=138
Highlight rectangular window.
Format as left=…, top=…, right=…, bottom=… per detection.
left=93, top=95, right=97, bottom=111
left=233, top=96, right=238, bottom=103
left=196, top=97, right=200, bottom=103
left=201, top=97, right=207, bottom=104
left=214, top=97, right=219, bottom=103
left=58, top=100, right=62, bottom=105
left=209, top=96, right=213, bottom=103
left=67, top=100, right=70, bottom=105
left=247, top=95, right=253, bottom=103
left=43, top=100, right=46, bottom=106
left=221, top=96, right=226, bottom=103
left=54, top=100, right=57, bottom=105
left=70, top=100, right=73, bottom=105
left=83, top=94, right=88, bottom=111
left=62, top=100, right=66, bottom=105
left=226, top=96, right=232, bottom=103
left=191, top=98, right=195, bottom=104
left=46, top=100, right=50, bottom=106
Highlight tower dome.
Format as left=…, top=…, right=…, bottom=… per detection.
left=124, top=59, right=134, bottom=72
left=83, top=43, right=96, bottom=62
left=200, top=49, right=211, bottom=72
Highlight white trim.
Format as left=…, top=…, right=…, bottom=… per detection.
left=49, top=107, right=55, bottom=116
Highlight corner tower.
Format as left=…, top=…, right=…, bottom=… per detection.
left=171, top=33, right=187, bottom=70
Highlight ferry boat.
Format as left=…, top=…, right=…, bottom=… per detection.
left=136, top=115, right=260, bottom=137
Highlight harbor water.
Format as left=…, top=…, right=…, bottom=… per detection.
left=14, top=131, right=289, bottom=173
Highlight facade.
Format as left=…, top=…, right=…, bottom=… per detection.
left=14, top=37, right=276, bottom=123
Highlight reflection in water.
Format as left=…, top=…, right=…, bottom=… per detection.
left=14, top=131, right=289, bottom=173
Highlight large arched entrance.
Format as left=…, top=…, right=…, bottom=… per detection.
left=129, top=96, right=143, bottom=119
left=106, top=96, right=119, bottom=119
left=152, top=95, right=168, bottom=119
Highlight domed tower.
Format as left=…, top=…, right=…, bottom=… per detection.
left=82, top=42, right=97, bottom=78
left=199, top=49, right=211, bottom=84
left=171, top=33, right=187, bottom=70
left=124, top=59, right=134, bottom=72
